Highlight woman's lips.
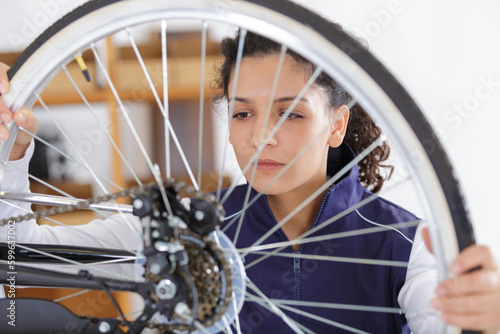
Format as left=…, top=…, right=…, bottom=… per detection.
left=255, top=159, right=285, bottom=171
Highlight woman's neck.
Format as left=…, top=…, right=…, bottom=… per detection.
left=266, top=186, right=326, bottom=250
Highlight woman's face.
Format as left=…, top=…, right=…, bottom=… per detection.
left=228, top=54, right=348, bottom=197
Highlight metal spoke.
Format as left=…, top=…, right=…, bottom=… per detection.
left=53, top=289, right=91, bottom=302
left=232, top=165, right=258, bottom=246
left=15, top=243, right=135, bottom=281
left=2, top=159, right=111, bottom=221
left=232, top=45, right=287, bottom=246
left=0, top=191, right=132, bottom=214
left=92, top=43, right=174, bottom=217
left=245, top=277, right=304, bottom=333
left=246, top=293, right=370, bottom=334
left=247, top=251, right=408, bottom=267
left=92, top=43, right=159, bottom=180
left=126, top=28, right=199, bottom=191
left=61, top=64, right=142, bottom=186
left=16, top=127, right=124, bottom=192
left=117, top=309, right=143, bottom=321
left=230, top=290, right=242, bottom=334
left=269, top=299, right=404, bottom=314
left=198, top=21, right=208, bottom=187
left=62, top=257, right=138, bottom=269
left=216, top=28, right=247, bottom=201
left=161, top=20, right=171, bottom=179
left=221, top=315, right=232, bottom=334
left=0, top=195, right=137, bottom=254
left=3, top=160, right=77, bottom=199
left=2, top=157, right=142, bottom=239
left=176, top=313, right=211, bottom=334
left=265, top=298, right=370, bottom=334
left=244, top=292, right=314, bottom=334
left=241, top=219, right=420, bottom=266
left=35, top=93, right=108, bottom=194
left=152, top=163, right=174, bottom=217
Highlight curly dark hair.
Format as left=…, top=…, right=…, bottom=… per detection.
left=213, top=31, right=392, bottom=193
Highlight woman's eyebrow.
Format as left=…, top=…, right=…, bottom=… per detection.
left=229, top=97, right=252, bottom=104
left=274, top=96, right=309, bottom=104
left=230, top=96, right=308, bottom=104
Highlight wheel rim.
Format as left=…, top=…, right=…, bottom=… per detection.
left=0, top=1, right=471, bottom=333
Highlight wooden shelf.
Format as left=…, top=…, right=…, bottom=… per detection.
left=3, top=30, right=222, bottom=106
left=37, top=55, right=221, bottom=105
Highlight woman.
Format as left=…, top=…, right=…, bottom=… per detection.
left=1, top=30, right=500, bottom=332
left=216, top=31, right=419, bottom=332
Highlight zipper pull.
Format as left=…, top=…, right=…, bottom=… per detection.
left=293, top=251, right=300, bottom=273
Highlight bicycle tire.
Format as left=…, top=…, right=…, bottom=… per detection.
left=0, top=0, right=476, bottom=333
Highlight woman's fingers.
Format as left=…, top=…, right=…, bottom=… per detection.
left=0, top=92, right=12, bottom=120
left=0, top=62, right=14, bottom=141
left=0, top=62, right=13, bottom=141
left=0, top=62, right=39, bottom=160
left=437, top=268, right=500, bottom=297
left=0, top=107, right=38, bottom=145
left=432, top=292, right=500, bottom=314
left=13, top=108, right=39, bottom=144
left=0, top=62, right=10, bottom=95
left=0, top=101, right=11, bottom=141
left=450, top=244, right=498, bottom=274
left=431, top=244, right=500, bottom=332
left=8, top=108, right=39, bottom=161
left=440, top=311, right=500, bottom=332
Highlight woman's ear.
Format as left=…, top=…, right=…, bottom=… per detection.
left=328, top=105, right=349, bottom=148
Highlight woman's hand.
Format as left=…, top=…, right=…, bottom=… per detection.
left=0, top=62, right=39, bottom=161
left=423, top=227, right=500, bottom=333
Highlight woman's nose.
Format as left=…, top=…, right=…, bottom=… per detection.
left=250, top=118, right=278, bottom=147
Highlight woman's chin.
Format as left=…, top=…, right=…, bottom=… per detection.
left=247, top=180, right=287, bottom=196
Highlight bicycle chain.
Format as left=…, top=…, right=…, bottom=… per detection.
left=0, top=178, right=219, bottom=226
left=1, top=178, right=234, bottom=332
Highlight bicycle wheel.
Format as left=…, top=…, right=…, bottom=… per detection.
left=0, top=0, right=476, bottom=333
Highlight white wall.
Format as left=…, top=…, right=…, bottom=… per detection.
left=0, top=0, right=88, bottom=52
left=290, top=0, right=500, bottom=256
left=1, top=0, right=498, bottom=256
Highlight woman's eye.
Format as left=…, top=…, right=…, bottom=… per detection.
left=233, top=112, right=251, bottom=119
left=279, top=111, right=303, bottom=119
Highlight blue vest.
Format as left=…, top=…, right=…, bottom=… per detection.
left=220, top=145, right=418, bottom=333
